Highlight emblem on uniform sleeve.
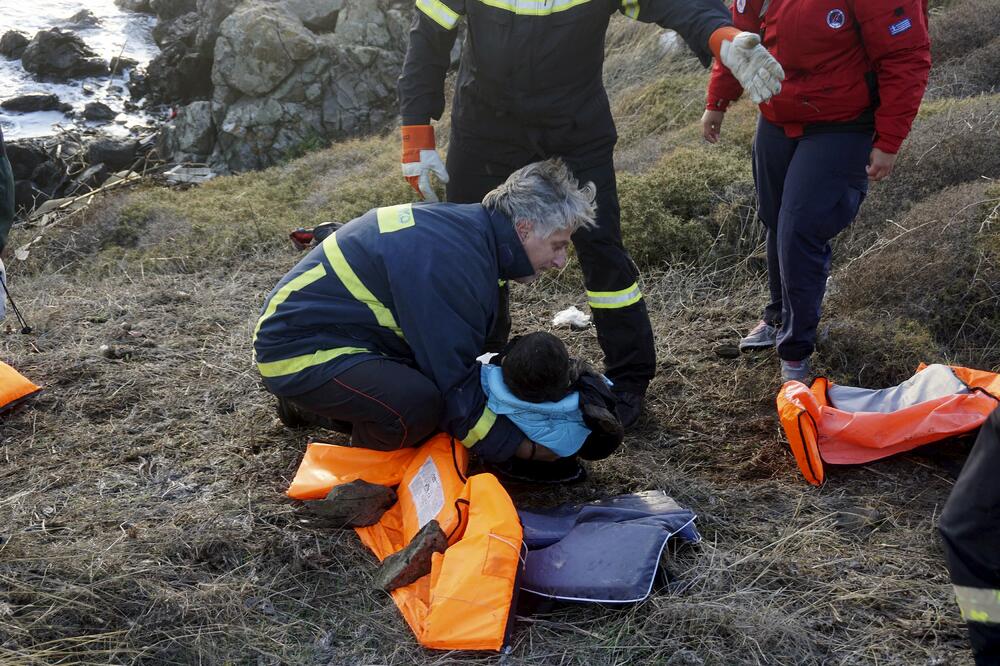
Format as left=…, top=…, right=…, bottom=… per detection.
left=736, top=0, right=747, bottom=13
left=889, top=17, right=912, bottom=35
left=826, top=8, right=846, bottom=28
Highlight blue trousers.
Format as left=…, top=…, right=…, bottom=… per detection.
left=753, top=117, right=871, bottom=361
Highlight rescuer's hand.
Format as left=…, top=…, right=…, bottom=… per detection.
left=720, top=32, right=784, bottom=104
left=867, top=147, right=897, bottom=182
left=701, top=110, right=725, bottom=143
left=401, top=125, right=449, bottom=202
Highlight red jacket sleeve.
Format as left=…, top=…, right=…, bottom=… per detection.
left=853, top=0, right=931, bottom=153
left=705, top=0, right=764, bottom=111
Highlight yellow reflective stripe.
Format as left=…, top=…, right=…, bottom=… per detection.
left=955, top=585, right=1000, bottom=624
left=417, top=0, right=460, bottom=28
left=587, top=283, right=642, bottom=309
left=322, top=234, right=405, bottom=340
left=253, top=263, right=327, bottom=344
left=460, top=406, right=497, bottom=448
left=478, top=0, right=591, bottom=15
left=257, top=346, right=370, bottom=378
left=621, top=0, right=640, bottom=19
left=377, top=203, right=415, bottom=234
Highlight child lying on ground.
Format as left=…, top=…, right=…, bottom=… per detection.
left=481, top=331, right=623, bottom=465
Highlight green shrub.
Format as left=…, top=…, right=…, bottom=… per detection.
left=829, top=180, right=1000, bottom=371
left=930, top=0, right=1000, bottom=63
left=818, top=316, right=944, bottom=388
left=619, top=145, right=753, bottom=268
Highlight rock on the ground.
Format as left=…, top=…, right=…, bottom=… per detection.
left=5, top=141, right=50, bottom=180
left=110, top=56, right=139, bottom=72
left=115, top=0, right=155, bottom=13
left=152, top=0, right=413, bottom=172
left=60, top=9, right=102, bottom=29
left=87, top=137, right=138, bottom=170
left=21, top=28, right=109, bottom=79
left=0, top=30, right=29, bottom=59
left=157, top=100, right=215, bottom=160
left=83, top=101, right=117, bottom=121
left=1, top=93, right=64, bottom=113
left=213, top=3, right=317, bottom=97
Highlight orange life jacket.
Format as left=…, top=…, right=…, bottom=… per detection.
left=287, top=433, right=522, bottom=651
left=0, top=361, right=40, bottom=415
left=778, top=364, right=1000, bottom=485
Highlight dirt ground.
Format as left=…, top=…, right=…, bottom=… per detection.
left=0, top=233, right=977, bottom=664
left=2, top=3, right=998, bottom=662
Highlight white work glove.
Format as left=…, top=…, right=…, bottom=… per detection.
left=401, top=149, right=449, bottom=202
left=720, top=32, right=785, bottom=104
left=0, top=258, right=6, bottom=322
left=401, top=124, right=449, bottom=202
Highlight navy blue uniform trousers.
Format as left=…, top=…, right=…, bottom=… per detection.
left=752, top=117, right=871, bottom=361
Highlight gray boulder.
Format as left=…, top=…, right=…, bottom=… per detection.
left=158, top=100, right=216, bottom=160
left=115, top=0, right=155, bottom=13
left=83, top=101, right=117, bottom=121
left=110, top=55, right=139, bottom=72
left=21, top=29, right=109, bottom=79
left=213, top=3, right=317, bottom=97
left=60, top=9, right=102, bottom=29
left=1, top=93, right=64, bottom=113
left=0, top=30, right=29, bottom=59
left=152, top=0, right=412, bottom=172
left=87, top=138, right=139, bottom=170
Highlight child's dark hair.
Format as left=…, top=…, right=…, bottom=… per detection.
left=501, top=332, right=571, bottom=403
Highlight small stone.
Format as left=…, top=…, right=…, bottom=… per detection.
left=665, top=649, right=704, bottom=666
left=713, top=344, right=740, bottom=359
left=304, top=480, right=397, bottom=528
left=375, top=519, right=448, bottom=591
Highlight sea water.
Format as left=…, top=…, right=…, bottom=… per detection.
left=0, top=0, right=161, bottom=139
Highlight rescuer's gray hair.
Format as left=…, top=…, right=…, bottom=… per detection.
left=482, top=159, right=597, bottom=238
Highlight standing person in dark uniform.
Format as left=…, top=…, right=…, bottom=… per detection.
left=398, top=0, right=785, bottom=428
left=702, top=0, right=931, bottom=382
left=0, top=126, right=15, bottom=321
left=939, top=407, right=1000, bottom=666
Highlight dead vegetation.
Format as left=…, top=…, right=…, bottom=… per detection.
left=1, top=3, right=997, bottom=664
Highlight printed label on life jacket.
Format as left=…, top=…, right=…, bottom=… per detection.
left=409, top=456, right=445, bottom=529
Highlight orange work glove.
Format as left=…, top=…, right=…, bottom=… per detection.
left=401, top=125, right=449, bottom=202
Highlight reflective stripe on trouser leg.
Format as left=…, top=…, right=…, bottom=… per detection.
left=955, top=586, right=1000, bottom=624
left=569, top=159, right=654, bottom=391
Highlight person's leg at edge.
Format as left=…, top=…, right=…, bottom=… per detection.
left=774, top=130, right=871, bottom=370
left=284, top=358, right=444, bottom=451
left=568, top=159, right=654, bottom=428
left=939, top=408, right=1000, bottom=665
left=745, top=117, right=796, bottom=351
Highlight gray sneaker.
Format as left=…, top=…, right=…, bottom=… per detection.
left=739, top=320, right=777, bottom=352
left=780, top=357, right=812, bottom=383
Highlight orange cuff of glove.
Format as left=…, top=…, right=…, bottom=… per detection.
left=401, top=124, right=435, bottom=163
left=708, top=26, right=741, bottom=62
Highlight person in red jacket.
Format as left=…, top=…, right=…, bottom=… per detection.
left=701, top=0, right=931, bottom=381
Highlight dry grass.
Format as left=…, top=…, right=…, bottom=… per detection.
left=0, top=5, right=994, bottom=665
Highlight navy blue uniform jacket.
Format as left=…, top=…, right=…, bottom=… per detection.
left=253, top=202, right=534, bottom=461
